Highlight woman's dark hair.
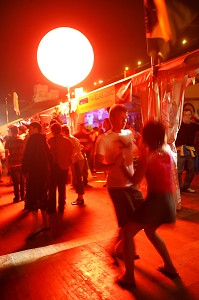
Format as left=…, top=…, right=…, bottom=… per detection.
left=142, top=121, right=165, bottom=150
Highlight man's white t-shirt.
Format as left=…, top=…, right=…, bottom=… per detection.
left=96, top=129, right=136, bottom=188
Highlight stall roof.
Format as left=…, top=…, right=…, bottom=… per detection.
left=77, top=49, right=199, bottom=114
left=1, top=49, right=199, bottom=135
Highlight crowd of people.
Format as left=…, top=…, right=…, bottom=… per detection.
left=0, top=116, right=112, bottom=239
left=0, top=102, right=198, bottom=289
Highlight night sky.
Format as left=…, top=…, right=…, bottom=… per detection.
left=0, top=0, right=148, bottom=104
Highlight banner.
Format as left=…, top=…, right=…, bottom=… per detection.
left=13, top=92, right=20, bottom=115
left=77, top=85, right=115, bottom=114
left=115, top=80, right=132, bottom=104
left=77, top=80, right=133, bottom=114
left=144, top=0, right=198, bottom=62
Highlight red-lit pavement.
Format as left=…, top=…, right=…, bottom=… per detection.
left=0, top=172, right=199, bottom=300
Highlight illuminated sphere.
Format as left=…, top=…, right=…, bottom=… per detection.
left=37, top=27, right=94, bottom=87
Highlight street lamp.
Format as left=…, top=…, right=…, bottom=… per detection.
left=37, top=27, right=94, bottom=97
left=182, top=39, right=187, bottom=45
left=94, top=80, right=103, bottom=86
left=124, top=67, right=129, bottom=78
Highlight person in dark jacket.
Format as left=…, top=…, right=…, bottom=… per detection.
left=48, top=122, right=73, bottom=213
left=22, top=122, right=52, bottom=239
left=175, top=109, right=199, bottom=193
left=5, top=126, right=25, bottom=202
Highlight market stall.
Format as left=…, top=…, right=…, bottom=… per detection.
left=76, top=48, right=199, bottom=209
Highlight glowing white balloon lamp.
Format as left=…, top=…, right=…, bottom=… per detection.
left=37, top=27, right=94, bottom=91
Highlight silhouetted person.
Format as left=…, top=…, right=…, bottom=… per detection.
left=22, top=122, right=51, bottom=239
left=48, top=122, right=73, bottom=213
left=74, top=124, right=93, bottom=188
left=5, top=126, right=25, bottom=202
left=62, top=125, right=85, bottom=205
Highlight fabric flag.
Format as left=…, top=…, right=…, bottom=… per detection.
left=13, top=92, right=20, bottom=115
left=144, top=0, right=198, bottom=63
left=115, top=80, right=132, bottom=103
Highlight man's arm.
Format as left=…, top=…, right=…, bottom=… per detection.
left=118, top=155, right=146, bottom=184
left=95, top=153, right=115, bottom=171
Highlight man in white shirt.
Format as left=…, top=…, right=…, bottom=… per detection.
left=95, top=104, right=141, bottom=262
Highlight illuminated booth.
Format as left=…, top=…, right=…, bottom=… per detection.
left=76, top=78, right=143, bottom=132
left=77, top=49, right=199, bottom=140
left=75, top=48, right=199, bottom=209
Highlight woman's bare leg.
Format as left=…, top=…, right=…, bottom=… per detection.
left=144, top=225, right=177, bottom=272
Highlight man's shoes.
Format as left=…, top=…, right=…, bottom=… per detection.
left=26, top=226, right=50, bottom=240
left=185, top=187, right=195, bottom=193
left=71, top=199, right=85, bottom=205
left=84, top=184, right=93, bottom=189
left=26, top=228, right=45, bottom=240
left=180, top=187, right=195, bottom=193
left=116, top=275, right=136, bottom=290
left=181, top=187, right=195, bottom=193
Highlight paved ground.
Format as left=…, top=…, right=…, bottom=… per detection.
left=0, top=172, right=199, bottom=300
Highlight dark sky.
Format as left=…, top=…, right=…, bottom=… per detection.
left=1, top=0, right=199, bottom=107
left=0, top=0, right=148, bottom=103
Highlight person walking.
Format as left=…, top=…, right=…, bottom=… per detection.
left=175, top=108, right=199, bottom=193
left=48, top=122, right=73, bottom=214
left=0, top=137, right=5, bottom=183
left=5, top=126, right=25, bottom=202
left=74, top=123, right=93, bottom=188
left=22, top=122, right=52, bottom=239
left=62, top=125, right=85, bottom=205
left=101, top=118, right=111, bottom=187
left=95, top=104, right=141, bottom=262
left=117, top=121, right=178, bottom=289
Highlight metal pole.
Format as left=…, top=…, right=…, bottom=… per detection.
left=67, top=86, right=71, bottom=114
left=67, top=86, right=70, bottom=102
left=5, top=97, right=9, bottom=123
